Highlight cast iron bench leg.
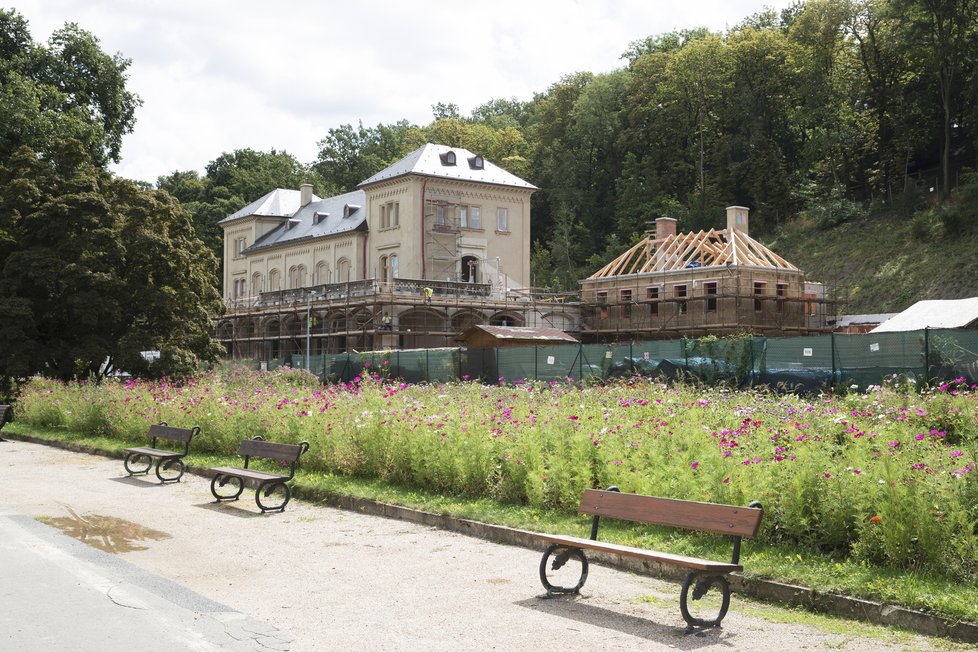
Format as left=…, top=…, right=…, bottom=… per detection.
left=211, top=473, right=245, bottom=501
left=538, top=544, right=589, bottom=595
left=155, top=458, right=185, bottom=484
left=256, top=480, right=291, bottom=513
left=680, top=572, right=731, bottom=633
left=124, top=452, right=153, bottom=476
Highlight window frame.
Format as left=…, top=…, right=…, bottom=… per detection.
left=496, top=207, right=509, bottom=232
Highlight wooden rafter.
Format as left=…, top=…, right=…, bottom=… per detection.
left=587, top=228, right=799, bottom=280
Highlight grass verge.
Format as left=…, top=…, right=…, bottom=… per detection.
left=9, top=423, right=978, bottom=628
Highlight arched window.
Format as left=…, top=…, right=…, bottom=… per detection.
left=337, top=258, right=351, bottom=282
left=316, top=261, right=329, bottom=285
left=269, top=269, right=281, bottom=291
left=389, top=254, right=398, bottom=280
left=379, top=256, right=388, bottom=283
left=251, top=272, right=263, bottom=294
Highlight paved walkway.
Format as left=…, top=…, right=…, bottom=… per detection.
left=0, top=439, right=956, bottom=651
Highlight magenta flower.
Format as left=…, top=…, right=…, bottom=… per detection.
left=691, top=461, right=699, bottom=470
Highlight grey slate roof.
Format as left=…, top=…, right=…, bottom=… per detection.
left=359, top=143, right=538, bottom=190
left=218, top=188, right=321, bottom=225
left=871, top=297, right=978, bottom=332
left=246, top=190, right=366, bottom=253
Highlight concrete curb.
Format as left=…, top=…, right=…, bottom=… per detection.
left=7, top=431, right=978, bottom=644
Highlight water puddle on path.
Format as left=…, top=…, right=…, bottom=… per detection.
left=37, top=506, right=170, bottom=553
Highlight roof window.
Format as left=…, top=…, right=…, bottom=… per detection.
left=439, top=151, right=457, bottom=166
left=343, top=204, right=361, bottom=218
left=468, top=155, right=484, bottom=170
left=286, top=218, right=300, bottom=230
left=313, top=211, right=329, bottom=225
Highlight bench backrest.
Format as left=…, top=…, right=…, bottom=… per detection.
left=0, top=405, right=11, bottom=428
left=148, top=423, right=198, bottom=444
left=579, top=489, right=763, bottom=539
left=238, top=437, right=310, bottom=481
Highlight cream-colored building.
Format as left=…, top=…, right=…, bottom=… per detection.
left=220, top=143, right=534, bottom=303
left=216, top=144, right=578, bottom=359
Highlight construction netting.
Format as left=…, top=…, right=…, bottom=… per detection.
left=245, top=328, right=978, bottom=390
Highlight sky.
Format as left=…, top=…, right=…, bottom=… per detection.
left=13, top=1, right=796, bottom=184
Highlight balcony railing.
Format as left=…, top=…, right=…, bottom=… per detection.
left=226, top=277, right=494, bottom=310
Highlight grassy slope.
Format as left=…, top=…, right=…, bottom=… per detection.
left=769, top=211, right=978, bottom=314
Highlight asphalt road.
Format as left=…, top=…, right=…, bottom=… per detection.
left=0, top=439, right=954, bottom=651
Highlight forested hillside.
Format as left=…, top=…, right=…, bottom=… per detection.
left=773, top=189, right=978, bottom=314
left=155, top=0, right=978, bottom=304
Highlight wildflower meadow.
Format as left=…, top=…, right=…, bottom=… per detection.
left=16, top=367, right=978, bottom=582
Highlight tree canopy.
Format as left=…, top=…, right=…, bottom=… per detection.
left=0, top=142, right=224, bottom=383
left=0, top=9, right=140, bottom=165
left=0, top=10, right=226, bottom=389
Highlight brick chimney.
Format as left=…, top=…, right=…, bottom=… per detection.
left=300, top=182, right=313, bottom=207
left=654, top=217, right=677, bottom=242
left=726, top=206, right=749, bottom=236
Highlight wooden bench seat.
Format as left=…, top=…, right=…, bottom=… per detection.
left=534, top=533, right=742, bottom=573
left=123, top=423, right=200, bottom=483
left=533, top=487, right=763, bottom=632
left=209, top=436, right=310, bottom=513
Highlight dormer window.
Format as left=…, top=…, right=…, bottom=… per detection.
left=286, top=218, right=300, bottom=230
left=313, top=211, right=329, bottom=225
left=343, top=204, right=361, bottom=218
left=468, top=155, right=484, bottom=170
left=439, top=151, right=457, bottom=166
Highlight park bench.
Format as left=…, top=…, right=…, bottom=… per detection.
left=0, top=404, right=12, bottom=442
left=209, top=436, right=310, bottom=513
left=123, top=422, right=200, bottom=483
left=534, top=487, right=763, bottom=632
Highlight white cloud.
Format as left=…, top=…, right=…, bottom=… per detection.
left=13, top=0, right=795, bottom=183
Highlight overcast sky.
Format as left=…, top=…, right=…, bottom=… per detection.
left=13, top=1, right=795, bottom=184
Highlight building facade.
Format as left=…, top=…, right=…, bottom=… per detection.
left=215, top=144, right=579, bottom=360
left=579, top=207, right=842, bottom=340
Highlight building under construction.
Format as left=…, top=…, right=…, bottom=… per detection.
left=578, top=207, right=844, bottom=341
left=214, top=143, right=580, bottom=362
left=215, top=279, right=580, bottom=361
left=213, top=143, right=843, bottom=363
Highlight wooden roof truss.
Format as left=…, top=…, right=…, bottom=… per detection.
left=589, top=228, right=798, bottom=279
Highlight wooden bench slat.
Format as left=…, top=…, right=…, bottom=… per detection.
left=147, top=424, right=196, bottom=443
left=535, top=533, right=743, bottom=573
left=211, top=466, right=286, bottom=482
left=238, top=439, right=304, bottom=462
left=124, top=446, right=184, bottom=459
left=579, top=490, right=763, bottom=539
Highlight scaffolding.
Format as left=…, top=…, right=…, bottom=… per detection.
left=214, top=277, right=582, bottom=364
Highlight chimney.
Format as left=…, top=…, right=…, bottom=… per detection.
left=653, top=217, right=677, bottom=242
left=726, top=206, right=749, bottom=236
left=300, top=182, right=313, bottom=207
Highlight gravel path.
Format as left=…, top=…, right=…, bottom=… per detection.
left=0, top=439, right=955, bottom=651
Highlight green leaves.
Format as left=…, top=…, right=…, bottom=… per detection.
left=0, top=9, right=140, bottom=165
left=0, top=144, right=222, bottom=382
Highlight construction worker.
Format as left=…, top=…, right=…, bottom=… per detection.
left=423, top=287, right=433, bottom=304
left=381, top=312, right=392, bottom=330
